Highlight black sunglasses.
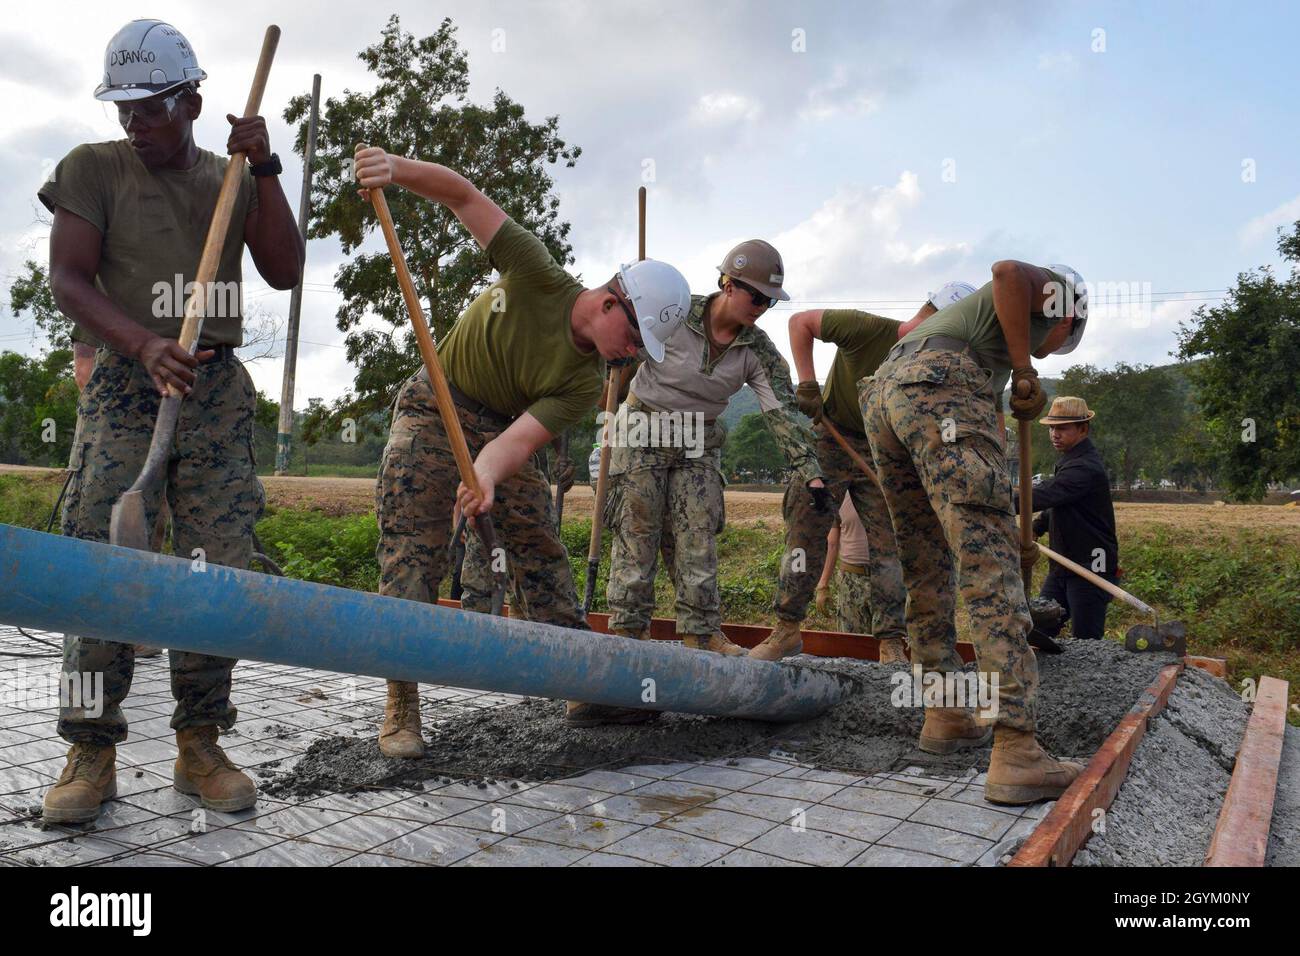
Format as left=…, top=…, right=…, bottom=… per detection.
left=607, top=285, right=644, bottom=348
left=730, top=277, right=778, bottom=309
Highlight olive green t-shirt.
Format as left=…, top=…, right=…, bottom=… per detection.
left=820, top=310, right=901, bottom=435
left=437, top=218, right=601, bottom=435
left=897, top=271, right=1066, bottom=402
left=37, top=140, right=257, bottom=348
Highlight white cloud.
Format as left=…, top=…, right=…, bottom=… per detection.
left=799, top=65, right=884, bottom=122
left=1036, top=51, right=1078, bottom=72
left=690, top=92, right=761, bottom=126
left=1239, top=194, right=1300, bottom=248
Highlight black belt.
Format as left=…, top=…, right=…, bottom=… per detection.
left=418, top=367, right=514, bottom=428
left=199, top=344, right=237, bottom=363
left=106, top=344, right=237, bottom=363
left=885, top=334, right=981, bottom=364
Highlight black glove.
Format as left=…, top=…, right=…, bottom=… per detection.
left=809, top=483, right=832, bottom=512
left=1009, top=367, right=1046, bottom=421
left=795, top=381, right=824, bottom=421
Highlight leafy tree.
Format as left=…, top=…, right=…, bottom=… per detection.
left=1, top=261, right=76, bottom=465
left=10, top=260, right=72, bottom=348
left=1177, top=222, right=1300, bottom=500
left=1053, top=363, right=1187, bottom=488
left=722, top=412, right=785, bottom=482
left=283, top=15, right=581, bottom=440
left=0, top=349, right=76, bottom=465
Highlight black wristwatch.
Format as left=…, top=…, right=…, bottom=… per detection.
left=249, top=153, right=282, bottom=177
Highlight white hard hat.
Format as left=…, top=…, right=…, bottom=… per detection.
left=616, top=259, right=690, bottom=362
left=94, top=20, right=207, bottom=102
left=928, top=280, right=977, bottom=311
left=1045, top=264, right=1088, bottom=354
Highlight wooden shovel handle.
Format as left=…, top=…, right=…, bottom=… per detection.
left=366, top=177, right=483, bottom=501
left=1036, top=542, right=1156, bottom=618
left=586, top=186, right=646, bottom=565
left=1017, top=417, right=1034, bottom=591
left=173, top=25, right=280, bottom=380
left=821, top=417, right=882, bottom=490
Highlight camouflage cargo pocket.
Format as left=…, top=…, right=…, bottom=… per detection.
left=947, top=437, right=1013, bottom=514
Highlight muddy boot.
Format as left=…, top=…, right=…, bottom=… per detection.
left=609, top=626, right=650, bottom=641
left=174, top=726, right=257, bottom=812
left=564, top=701, right=658, bottom=727
left=43, top=743, right=117, bottom=824
left=918, top=707, right=992, bottom=755
left=877, top=638, right=908, bottom=664
left=984, top=727, right=1085, bottom=806
left=748, top=619, right=803, bottom=661
left=681, top=632, right=748, bottom=656
left=379, top=680, right=425, bottom=758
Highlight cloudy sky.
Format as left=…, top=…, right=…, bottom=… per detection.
left=4, top=0, right=1298, bottom=407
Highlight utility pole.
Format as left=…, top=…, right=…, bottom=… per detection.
left=275, top=73, right=321, bottom=475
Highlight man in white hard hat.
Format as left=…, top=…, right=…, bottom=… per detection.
left=761, top=284, right=975, bottom=663
left=862, top=262, right=1088, bottom=805
left=353, top=145, right=690, bottom=743
left=37, top=19, right=303, bottom=825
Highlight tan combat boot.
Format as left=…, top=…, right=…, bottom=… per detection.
left=379, top=680, right=425, bottom=758
left=609, top=626, right=650, bottom=641
left=174, top=726, right=257, bottom=812
left=877, top=638, right=908, bottom=664
left=564, top=701, right=658, bottom=727
left=984, top=727, right=1085, bottom=805
left=918, top=707, right=992, bottom=755
left=748, top=620, right=803, bottom=661
left=43, top=743, right=117, bottom=824
left=681, top=632, right=748, bottom=656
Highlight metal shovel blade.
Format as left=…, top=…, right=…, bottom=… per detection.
left=108, top=490, right=151, bottom=552
left=1125, top=620, right=1187, bottom=655
left=109, top=395, right=181, bottom=553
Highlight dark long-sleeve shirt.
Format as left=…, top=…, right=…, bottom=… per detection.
left=1014, top=437, right=1119, bottom=577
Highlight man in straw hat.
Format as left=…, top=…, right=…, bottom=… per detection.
left=1015, top=396, right=1118, bottom=640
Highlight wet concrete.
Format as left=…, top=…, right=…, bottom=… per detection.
left=1267, top=725, right=1300, bottom=867
left=1074, top=666, right=1249, bottom=867
left=268, top=637, right=1177, bottom=800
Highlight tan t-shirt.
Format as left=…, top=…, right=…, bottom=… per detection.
left=836, top=493, right=870, bottom=566
left=819, top=310, right=901, bottom=436
left=437, top=218, right=601, bottom=435
left=37, top=140, right=257, bottom=348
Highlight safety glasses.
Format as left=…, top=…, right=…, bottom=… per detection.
left=730, top=277, right=778, bottom=310
left=606, top=285, right=644, bottom=349
left=116, top=91, right=185, bottom=130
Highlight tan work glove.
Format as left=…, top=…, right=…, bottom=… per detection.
left=815, top=585, right=831, bottom=613
left=1019, top=539, right=1041, bottom=576
left=1009, top=367, right=1047, bottom=421
left=795, top=381, right=824, bottom=421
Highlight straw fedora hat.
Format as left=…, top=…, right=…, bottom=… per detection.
left=1040, top=395, right=1095, bottom=425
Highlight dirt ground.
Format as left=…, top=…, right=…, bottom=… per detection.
left=258, top=476, right=1300, bottom=535
left=3, top=464, right=1296, bottom=534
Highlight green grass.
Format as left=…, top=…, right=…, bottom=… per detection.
left=256, top=463, right=379, bottom=478
left=0, top=473, right=67, bottom=531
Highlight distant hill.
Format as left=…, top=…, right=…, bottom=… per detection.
left=720, top=385, right=761, bottom=428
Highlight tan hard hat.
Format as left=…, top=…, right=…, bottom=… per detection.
left=1040, top=396, right=1095, bottom=425
left=717, top=240, right=790, bottom=302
